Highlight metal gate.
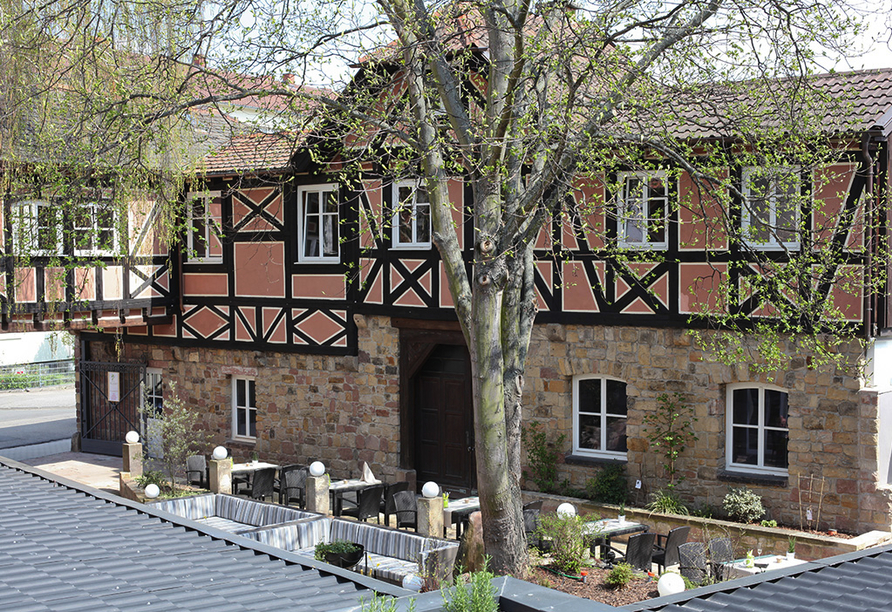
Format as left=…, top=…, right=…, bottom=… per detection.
left=80, top=361, right=146, bottom=455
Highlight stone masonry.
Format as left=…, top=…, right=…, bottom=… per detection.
left=82, top=315, right=892, bottom=533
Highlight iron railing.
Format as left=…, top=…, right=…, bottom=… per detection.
left=0, top=359, right=75, bottom=390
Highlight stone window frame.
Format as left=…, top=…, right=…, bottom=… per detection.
left=232, top=377, right=257, bottom=441
left=725, top=383, right=790, bottom=476
left=391, top=180, right=432, bottom=249
left=572, top=375, right=628, bottom=459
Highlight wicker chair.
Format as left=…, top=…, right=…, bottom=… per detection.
left=185, top=455, right=207, bottom=489
left=279, top=466, right=309, bottom=507
left=380, top=481, right=410, bottom=527
left=707, top=536, right=734, bottom=581
left=678, top=541, right=708, bottom=584
left=624, top=532, right=657, bottom=573
left=392, top=490, right=417, bottom=530
left=242, top=467, right=276, bottom=501
left=341, top=484, right=384, bottom=522
left=652, top=525, right=690, bottom=572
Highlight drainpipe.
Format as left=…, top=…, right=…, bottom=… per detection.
left=862, top=130, right=875, bottom=339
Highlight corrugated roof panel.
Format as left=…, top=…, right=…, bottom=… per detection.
left=0, top=458, right=406, bottom=612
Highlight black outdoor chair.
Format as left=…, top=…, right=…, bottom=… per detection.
left=341, top=484, right=385, bottom=522
left=678, top=541, right=708, bottom=584
left=279, top=466, right=309, bottom=507
left=185, top=455, right=207, bottom=489
left=392, top=490, right=417, bottom=531
left=624, top=531, right=657, bottom=573
left=523, top=506, right=542, bottom=549
left=707, top=537, right=734, bottom=581
left=242, top=467, right=276, bottom=501
left=652, top=525, right=690, bottom=572
left=380, top=481, right=410, bottom=527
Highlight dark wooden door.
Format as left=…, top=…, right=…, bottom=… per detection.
left=414, top=344, right=475, bottom=492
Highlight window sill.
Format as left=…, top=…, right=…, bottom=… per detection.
left=564, top=454, right=627, bottom=467
left=718, top=469, right=787, bottom=487
left=227, top=438, right=257, bottom=446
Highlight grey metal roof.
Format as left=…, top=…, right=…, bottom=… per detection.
left=0, top=456, right=407, bottom=612
left=622, top=543, right=892, bottom=612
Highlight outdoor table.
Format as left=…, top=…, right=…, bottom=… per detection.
left=231, top=461, right=280, bottom=474
left=443, top=496, right=480, bottom=539
left=724, top=554, right=807, bottom=579
left=582, top=518, right=648, bottom=566
left=329, top=478, right=382, bottom=516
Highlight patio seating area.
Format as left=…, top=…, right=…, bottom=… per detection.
left=151, top=493, right=460, bottom=585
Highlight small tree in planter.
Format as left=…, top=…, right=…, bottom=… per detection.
left=536, top=512, right=598, bottom=575
left=139, top=381, right=210, bottom=493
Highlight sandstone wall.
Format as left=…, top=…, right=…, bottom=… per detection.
left=82, top=317, right=892, bottom=532
left=523, top=324, right=892, bottom=533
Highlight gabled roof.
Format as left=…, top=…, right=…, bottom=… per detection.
left=201, top=131, right=304, bottom=176
left=0, top=456, right=406, bottom=611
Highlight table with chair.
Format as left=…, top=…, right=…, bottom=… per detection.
left=231, top=462, right=280, bottom=500
left=329, top=477, right=383, bottom=516
left=444, top=496, right=480, bottom=539
left=583, top=518, right=649, bottom=568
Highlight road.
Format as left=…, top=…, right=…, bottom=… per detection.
left=0, top=386, right=76, bottom=449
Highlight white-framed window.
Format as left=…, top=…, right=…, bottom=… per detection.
left=73, top=200, right=117, bottom=255
left=617, top=171, right=668, bottom=249
left=392, top=181, right=431, bottom=248
left=10, top=199, right=62, bottom=256
left=144, top=369, right=164, bottom=416
left=573, top=375, right=628, bottom=458
left=741, top=166, right=801, bottom=250
left=232, top=377, right=257, bottom=440
left=143, top=368, right=164, bottom=459
left=726, top=384, right=789, bottom=475
left=298, top=184, right=339, bottom=262
left=186, top=191, right=223, bottom=262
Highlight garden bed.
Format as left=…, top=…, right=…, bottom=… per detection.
left=523, top=491, right=891, bottom=561
left=528, top=565, right=657, bottom=607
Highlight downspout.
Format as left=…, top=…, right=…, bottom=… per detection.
left=862, top=130, right=875, bottom=339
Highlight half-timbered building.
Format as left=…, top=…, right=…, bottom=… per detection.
left=7, top=66, right=892, bottom=534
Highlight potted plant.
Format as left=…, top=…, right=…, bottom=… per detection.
left=617, top=502, right=626, bottom=525
left=786, top=537, right=796, bottom=561
left=315, top=540, right=364, bottom=568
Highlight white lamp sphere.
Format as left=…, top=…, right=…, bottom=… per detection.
left=402, top=574, right=424, bottom=591
left=144, top=484, right=160, bottom=499
left=124, top=430, right=139, bottom=444
left=657, top=572, right=685, bottom=597
left=309, top=461, right=326, bottom=477
left=212, top=446, right=228, bottom=461
left=556, top=502, right=576, bottom=517
left=421, top=481, right=440, bottom=498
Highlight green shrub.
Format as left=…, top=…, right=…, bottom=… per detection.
left=135, top=470, right=167, bottom=488
left=586, top=464, right=629, bottom=505
left=442, top=566, right=497, bottom=612
left=604, top=563, right=635, bottom=588
left=760, top=519, right=778, bottom=528
left=314, top=539, right=362, bottom=561
left=536, top=512, right=593, bottom=575
left=645, top=489, right=689, bottom=515
left=521, top=422, right=566, bottom=494
left=722, top=487, right=765, bottom=523
left=691, top=504, right=715, bottom=519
